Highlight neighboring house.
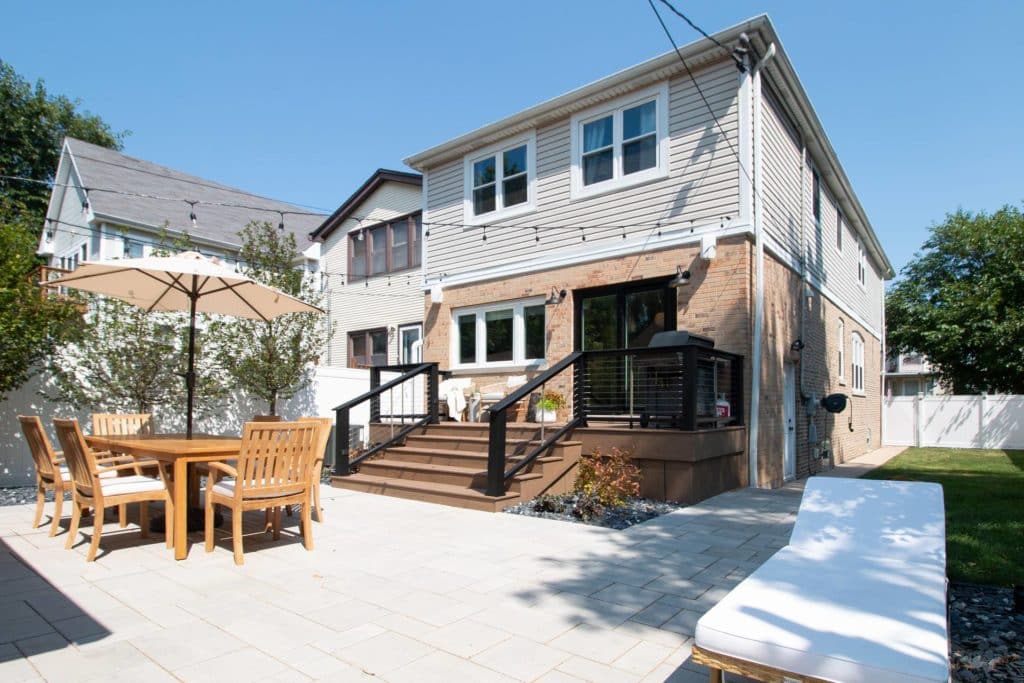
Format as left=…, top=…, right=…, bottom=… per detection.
left=310, top=169, right=424, bottom=368
left=886, top=353, right=943, bottom=396
left=38, top=137, right=323, bottom=273
left=404, top=14, right=894, bottom=490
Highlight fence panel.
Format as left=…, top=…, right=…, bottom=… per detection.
left=882, top=397, right=917, bottom=446
left=884, top=394, right=1024, bottom=449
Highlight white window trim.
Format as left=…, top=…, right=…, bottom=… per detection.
left=570, top=82, right=670, bottom=201
left=851, top=331, right=865, bottom=396
left=856, top=237, right=867, bottom=290
left=451, top=297, right=546, bottom=370
left=398, top=323, right=423, bottom=364
left=462, top=131, right=537, bottom=226
left=837, top=318, right=846, bottom=385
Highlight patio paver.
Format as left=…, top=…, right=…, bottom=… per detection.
left=0, top=480, right=805, bottom=681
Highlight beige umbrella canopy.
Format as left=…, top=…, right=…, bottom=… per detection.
left=46, top=251, right=323, bottom=437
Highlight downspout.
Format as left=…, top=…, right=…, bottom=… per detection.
left=747, top=42, right=776, bottom=488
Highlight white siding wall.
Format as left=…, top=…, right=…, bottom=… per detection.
left=424, top=59, right=741, bottom=280
left=320, top=183, right=425, bottom=367
left=762, top=89, right=885, bottom=336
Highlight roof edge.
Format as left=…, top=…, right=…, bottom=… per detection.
left=310, top=168, right=422, bottom=241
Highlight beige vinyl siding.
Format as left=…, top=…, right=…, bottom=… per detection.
left=424, top=59, right=741, bottom=279
left=761, top=87, right=803, bottom=260
left=320, top=182, right=424, bottom=366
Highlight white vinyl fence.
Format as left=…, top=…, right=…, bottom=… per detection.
left=0, top=365, right=375, bottom=487
left=883, top=394, right=1024, bottom=449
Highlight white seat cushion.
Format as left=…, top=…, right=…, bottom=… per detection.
left=208, top=479, right=295, bottom=499
left=695, top=546, right=949, bottom=682
left=60, top=465, right=118, bottom=481
left=789, top=477, right=946, bottom=567
left=100, top=475, right=165, bottom=496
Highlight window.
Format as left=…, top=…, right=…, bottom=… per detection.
left=851, top=332, right=865, bottom=394
left=464, top=134, right=535, bottom=222
left=453, top=299, right=546, bottom=368
left=856, top=238, right=867, bottom=288
left=837, top=319, right=846, bottom=384
left=836, top=211, right=843, bottom=252
left=349, top=328, right=388, bottom=368
left=124, top=239, right=145, bottom=259
left=571, top=83, right=668, bottom=199
left=812, top=170, right=822, bottom=232
left=399, top=324, right=422, bottom=364
left=349, top=212, right=422, bottom=278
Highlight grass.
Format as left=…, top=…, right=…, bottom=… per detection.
left=863, top=447, right=1024, bottom=586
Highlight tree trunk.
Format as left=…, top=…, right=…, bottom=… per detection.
left=269, top=392, right=277, bottom=416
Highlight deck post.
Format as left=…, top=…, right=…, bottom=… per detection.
left=573, top=353, right=588, bottom=427
left=486, top=409, right=507, bottom=497
left=681, top=346, right=699, bottom=431
left=369, top=367, right=381, bottom=424
left=334, top=407, right=351, bottom=476
left=427, top=363, right=439, bottom=424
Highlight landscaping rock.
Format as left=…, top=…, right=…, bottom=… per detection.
left=1, top=486, right=69, bottom=507
left=504, top=493, right=683, bottom=530
left=950, top=582, right=1024, bottom=681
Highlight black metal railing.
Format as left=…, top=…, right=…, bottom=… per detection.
left=484, top=344, right=744, bottom=497
left=333, top=363, right=440, bottom=476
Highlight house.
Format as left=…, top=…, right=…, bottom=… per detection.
left=38, top=137, right=323, bottom=273
left=886, top=352, right=943, bottom=396
left=382, top=13, right=893, bottom=500
left=310, top=169, right=424, bottom=368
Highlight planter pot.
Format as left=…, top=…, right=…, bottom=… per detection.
left=537, top=408, right=558, bottom=423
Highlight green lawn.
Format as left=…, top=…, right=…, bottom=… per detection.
left=863, top=447, right=1024, bottom=586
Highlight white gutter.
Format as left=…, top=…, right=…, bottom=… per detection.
left=747, top=42, right=777, bottom=488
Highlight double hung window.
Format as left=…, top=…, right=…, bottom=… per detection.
left=349, top=328, right=388, bottom=368
left=572, top=84, right=668, bottom=198
left=465, top=135, right=535, bottom=222
left=851, top=332, right=865, bottom=394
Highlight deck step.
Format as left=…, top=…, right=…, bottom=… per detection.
left=384, top=446, right=562, bottom=468
left=331, top=473, right=520, bottom=512
left=403, top=434, right=532, bottom=454
left=360, top=458, right=544, bottom=488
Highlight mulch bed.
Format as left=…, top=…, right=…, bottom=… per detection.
left=503, top=493, right=683, bottom=530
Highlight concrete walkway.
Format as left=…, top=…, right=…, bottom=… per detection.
left=822, top=445, right=906, bottom=479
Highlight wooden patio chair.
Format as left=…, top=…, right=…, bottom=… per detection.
left=18, top=415, right=130, bottom=537
left=297, top=416, right=332, bottom=522
left=53, top=418, right=173, bottom=561
left=204, top=420, right=322, bottom=565
left=91, top=412, right=160, bottom=527
left=252, top=415, right=283, bottom=422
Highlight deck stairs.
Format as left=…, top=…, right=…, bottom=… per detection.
left=331, top=422, right=581, bottom=512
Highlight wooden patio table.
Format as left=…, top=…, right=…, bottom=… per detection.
left=84, top=433, right=240, bottom=560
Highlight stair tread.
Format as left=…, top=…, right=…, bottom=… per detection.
left=407, top=434, right=531, bottom=445
left=364, top=458, right=545, bottom=480
left=386, top=446, right=563, bottom=464
left=333, top=473, right=520, bottom=501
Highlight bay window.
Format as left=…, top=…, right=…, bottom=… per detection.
left=571, top=83, right=668, bottom=198
left=453, top=299, right=546, bottom=368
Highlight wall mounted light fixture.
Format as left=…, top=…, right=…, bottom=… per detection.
left=545, top=288, right=567, bottom=305
left=669, top=266, right=691, bottom=288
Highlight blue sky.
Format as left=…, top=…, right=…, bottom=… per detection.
left=3, top=1, right=1021, bottom=277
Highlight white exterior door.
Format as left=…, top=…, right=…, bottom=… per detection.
left=783, top=363, right=797, bottom=481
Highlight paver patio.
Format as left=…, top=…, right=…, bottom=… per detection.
left=0, top=482, right=802, bottom=682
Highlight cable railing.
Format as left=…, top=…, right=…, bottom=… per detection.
left=332, top=363, right=440, bottom=476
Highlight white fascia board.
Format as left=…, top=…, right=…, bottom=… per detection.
left=763, top=231, right=882, bottom=340
left=91, top=213, right=243, bottom=253
left=424, top=220, right=752, bottom=290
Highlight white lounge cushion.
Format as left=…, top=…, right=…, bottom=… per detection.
left=789, top=477, right=946, bottom=567
left=100, top=475, right=165, bottom=496
left=695, top=545, right=950, bottom=682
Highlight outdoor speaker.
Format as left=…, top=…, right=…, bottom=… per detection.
left=821, top=393, right=847, bottom=414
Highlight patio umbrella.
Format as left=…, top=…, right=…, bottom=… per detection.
left=45, top=250, right=323, bottom=437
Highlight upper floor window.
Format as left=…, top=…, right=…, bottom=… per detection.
left=837, top=319, right=846, bottom=384
left=836, top=211, right=843, bottom=252
left=857, top=237, right=867, bottom=288
left=570, top=83, right=669, bottom=199
left=349, top=212, right=422, bottom=279
left=463, top=134, right=536, bottom=223
left=851, top=332, right=865, bottom=394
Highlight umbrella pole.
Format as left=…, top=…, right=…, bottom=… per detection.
left=186, top=281, right=197, bottom=439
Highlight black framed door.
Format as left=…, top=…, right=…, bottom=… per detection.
left=575, top=278, right=676, bottom=414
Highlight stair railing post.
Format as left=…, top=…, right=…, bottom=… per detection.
left=428, top=364, right=439, bottom=424
left=574, top=353, right=588, bottom=427
left=486, top=408, right=507, bottom=497
left=682, top=346, right=699, bottom=431
left=334, top=406, right=351, bottom=476
left=369, top=366, right=381, bottom=424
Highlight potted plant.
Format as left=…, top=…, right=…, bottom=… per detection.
left=536, top=390, right=565, bottom=423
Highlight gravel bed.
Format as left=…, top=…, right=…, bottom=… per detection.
left=504, top=493, right=683, bottom=530
left=1, top=486, right=69, bottom=507
left=950, top=582, right=1023, bottom=681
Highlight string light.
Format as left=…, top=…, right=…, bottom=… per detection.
left=482, top=226, right=487, bottom=242
left=534, top=227, right=540, bottom=242
left=277, top=211, right=285, bottom=231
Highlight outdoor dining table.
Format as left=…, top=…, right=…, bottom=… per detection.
left=84, top=433, right=240, bottom=560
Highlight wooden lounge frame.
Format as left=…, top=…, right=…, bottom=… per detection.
left=692, top=644, right=830, bottom=683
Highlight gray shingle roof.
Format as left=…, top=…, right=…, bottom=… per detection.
left=66, top=138, right=324, bottom=250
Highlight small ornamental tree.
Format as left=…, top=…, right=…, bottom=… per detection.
left=208, top=221, right=328, bottom=415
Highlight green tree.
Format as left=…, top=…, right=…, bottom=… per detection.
left=0, top=59, right=125, bottom=221
left=0, top=199, right=85, bottom=399
left=886, top=204, right=1024, bottom=394
left=209, top=221, right=328, bottom=415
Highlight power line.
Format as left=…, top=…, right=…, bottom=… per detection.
left=655, top=0, right=746, bottom=72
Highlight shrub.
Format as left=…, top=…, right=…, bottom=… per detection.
left=536, top=390, right=566, bottom=411
left=572, top=491, right=604, bottom=521
left=532, top=494, right=566, bottom=514
left=573, top=446, right=641, bottom=507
